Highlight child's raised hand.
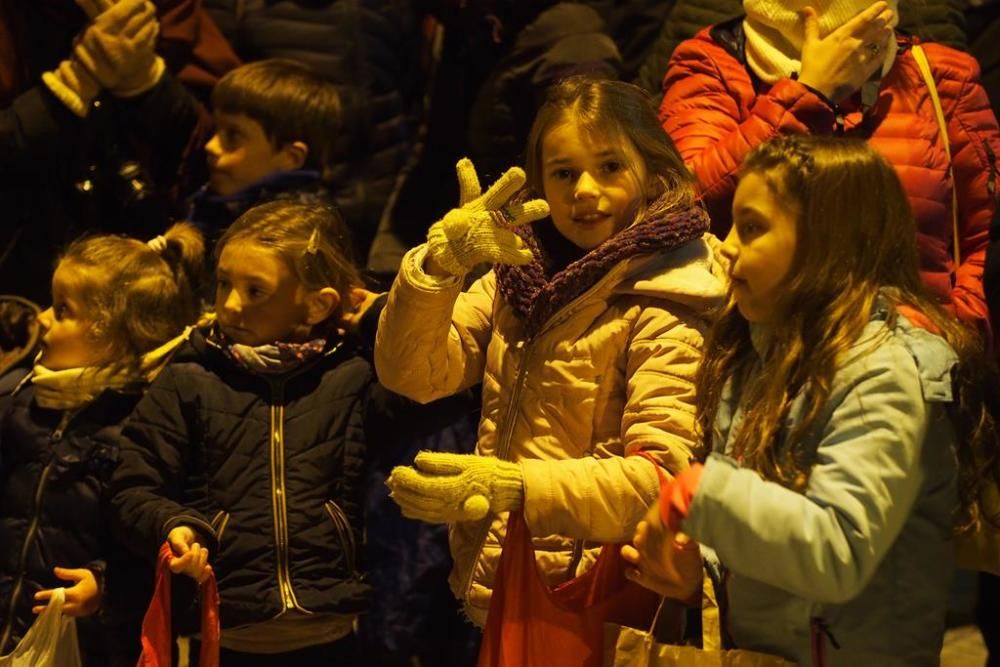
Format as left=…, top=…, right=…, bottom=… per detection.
left=621, top=504, right=703, bottom=602
left=167, top=526, right=213, bottom=583
left=33, top=567, right=101, bottom=617
left=386, top=451, right=524, bottom=523
left=425, top=158, right=550, bottom=277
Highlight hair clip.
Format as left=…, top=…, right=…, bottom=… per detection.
left=306, top=227, right=321, bottom=254
left=147, top=235, right=168, bottom=254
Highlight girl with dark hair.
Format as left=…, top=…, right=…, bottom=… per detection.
left=624, top=135, right=1000, bottom=666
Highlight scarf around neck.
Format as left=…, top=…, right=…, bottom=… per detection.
left=495, top=202, right=709, bottom=340
left=30, top=325, right=195, bottom=410
left=214, top=332, right=329, bottom=375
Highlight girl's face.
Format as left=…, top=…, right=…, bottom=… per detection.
left=37, top=264, right=111, bottom=370
left=541, top=119, right=646, bottom=250
left=215, top=240, right=315, bottom=346
left=722, top=171, right=798, bottom=323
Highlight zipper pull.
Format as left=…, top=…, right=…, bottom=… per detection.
left=51, top=412, right=73, bottom=441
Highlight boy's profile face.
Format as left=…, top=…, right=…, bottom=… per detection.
left=205, top=111, right=302, bottom=196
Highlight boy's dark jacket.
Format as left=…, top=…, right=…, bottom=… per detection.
left=110, top=326, right=415, bottom=628
left=0, top=382, right=148, bottom=665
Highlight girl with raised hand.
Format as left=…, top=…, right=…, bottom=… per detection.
left=623, top=135, right=1000, bottom=666
left=111, top=200, right=418, bottom=665
left=378, top=76, right=727, bottom=625
left=0, top=223, right=203, bottom=665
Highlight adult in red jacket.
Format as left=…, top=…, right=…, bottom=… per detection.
left=659, top=0, right=1000, bottom=334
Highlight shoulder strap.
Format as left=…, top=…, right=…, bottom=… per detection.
left=911, top=44, right=961, bottom=267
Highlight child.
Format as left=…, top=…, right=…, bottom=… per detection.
left=0, top=223, right=203, bottom=665
left=377, top=76, right=727, bottom=625
left=623, top=135, right=1000, bottom=665
left=187, top=59, right=342, bottom=252
left=110, top=200, right=409, bottom=665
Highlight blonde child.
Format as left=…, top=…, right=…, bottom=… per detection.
left=0, top=223, right=203, bottom=666
left=378, top=76, right=727, bottom=625
left=623, top=135, right=1000, bottom=665
left=111, top=200, right=407, bottom=665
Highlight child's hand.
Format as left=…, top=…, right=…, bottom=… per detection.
left=424, top=158, right=549, bottom=277
left=33, top=567, right=101, bottom=617
left=167, top=526, right=213, bottom=583
left=387, top=451, right=524, bottom=522
left=621, top=504, right=703, bottom=602
left=339, top=287, right=382, bottom=334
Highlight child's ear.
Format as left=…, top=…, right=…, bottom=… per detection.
left=304, top=287, right=340, bottom=326
left=278, top=141, right=309, bottom=171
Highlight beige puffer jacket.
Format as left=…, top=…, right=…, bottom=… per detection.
left=375, top=236, right=726, bottom=625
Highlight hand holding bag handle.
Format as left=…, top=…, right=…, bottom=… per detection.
left=137, top=542, right=220, bottom=667
left=0, top=587, right=82, bottom=667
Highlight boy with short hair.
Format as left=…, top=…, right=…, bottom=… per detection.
left=187, top=59, right=344, bottom=250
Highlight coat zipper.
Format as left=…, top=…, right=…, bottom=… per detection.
left=461, top=262, right=640, bottom=601
left=268, top=381, right=305, bottom=613
left=0, top=412, right=72, bottom=652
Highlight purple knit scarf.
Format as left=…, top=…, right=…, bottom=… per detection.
left=495, top=203, right=709, bottom=340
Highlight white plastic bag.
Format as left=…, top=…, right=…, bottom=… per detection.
left=0, top=587, right=83, bottom=667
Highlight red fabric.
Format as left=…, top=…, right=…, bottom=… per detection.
left=658, top=463, right=703, bottom=533
left=155, top=0, right=241, bottom=98
left=137, top=542, right=220, bottom=667
left=478, top=512, right=661, bottom=667
left=660, top=29, right=1000, bottom=338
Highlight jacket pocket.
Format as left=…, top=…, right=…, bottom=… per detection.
left=209, top=510, right=231, bottom=545
left=324, top=500, right=359, bottom=578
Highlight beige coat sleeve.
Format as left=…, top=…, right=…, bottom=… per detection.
left=374, top=245, right=497, bottom=404
left=521, top=303, right=705, bottom=543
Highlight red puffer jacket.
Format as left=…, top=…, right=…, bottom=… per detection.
left=660, top=20, right=1000, bottom=334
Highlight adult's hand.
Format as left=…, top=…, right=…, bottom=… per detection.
left=797, top=2, right=895, bottom=103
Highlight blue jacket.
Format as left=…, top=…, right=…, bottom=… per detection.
left=686, top=308, right=959, bottom=666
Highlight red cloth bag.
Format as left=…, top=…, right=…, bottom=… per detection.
left=137, top=542, right=220, bottom=667
left=478, top=511, right=661, bottom=667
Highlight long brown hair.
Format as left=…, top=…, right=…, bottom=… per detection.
left=695, top=135, right=999, bottom=530
left=523, top=76, right=696, bottom=223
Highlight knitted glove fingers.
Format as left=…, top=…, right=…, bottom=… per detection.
left=76, top=0, right=115, bottom=20
left=412, top=451, right=480, bottom=475
left=478, top=166, right=527, bottom=212
left=387, top=462, right=492, bottom=522
left=488, top=227, right=534, bottom=266
left=504, top=198, right=551, bottom=227
left=456, top=158, right=483, bottom=207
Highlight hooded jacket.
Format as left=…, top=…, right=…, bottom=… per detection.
left=686, top=308, right=959, bottom=666
left=375, top=206, right=726, bottom=624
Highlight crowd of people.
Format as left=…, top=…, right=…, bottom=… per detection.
left=1, top=0, right=999, bottom=666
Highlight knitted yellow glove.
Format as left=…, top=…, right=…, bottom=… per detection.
left=387, top=452, right=524, bottom=523
left=76, top=0, right=165, bottom=97
left=426, top=158, right=550, bottom=277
